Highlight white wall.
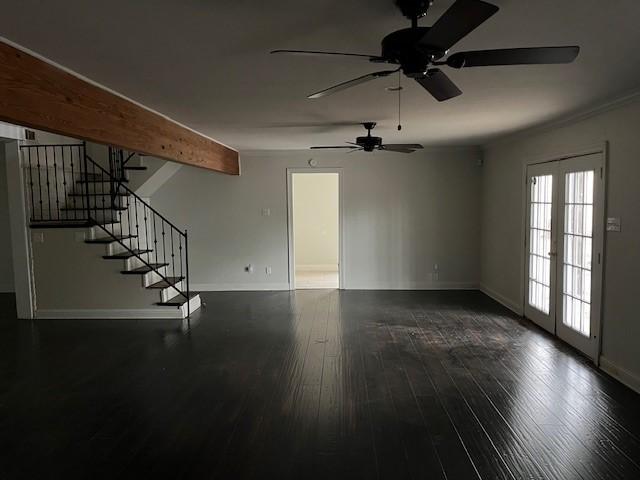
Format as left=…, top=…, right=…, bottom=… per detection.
left=293, top=173, right=339, bottom=269
left=151, top=148, right=482, bottom=291
left=0, top=145, right=15, bottom=292
left=480, top=96, right=640, bottom=390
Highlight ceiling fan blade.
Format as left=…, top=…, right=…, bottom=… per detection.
left=420, top=0, right=499, bottom=51
left=380, top=146, right=416, bottom=154
left=310, top=146, right=356, bottom=150
left=382, top=144, right=424, bottom=150
left=271, top=49, right=383, bottom=61
left=446, top=46, right=580, bottom=68
left=308, top=69, right=399, bottom=99
left=415, top=69, right=463, bottom=102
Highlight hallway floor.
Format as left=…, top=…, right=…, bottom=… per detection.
left=295, top=269, right=339, bottom=289
left=1, top=291, right=639, bottom=479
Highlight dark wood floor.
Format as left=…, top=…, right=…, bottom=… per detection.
left=1, top=290, right=639, bottom=479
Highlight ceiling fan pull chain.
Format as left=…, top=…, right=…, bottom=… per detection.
left=397, top=71, right=402, bottom=131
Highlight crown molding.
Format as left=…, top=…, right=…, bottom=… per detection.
left=484, top=88, right=640, bottom=149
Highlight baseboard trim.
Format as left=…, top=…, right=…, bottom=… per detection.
left=36, top=308, right=184, bottom=319
left=599, top=356, right=640, bottom=394
left=0, top=285, right=15, bottom=293
left=296, top=264, right=339, bottom=272
left=479, top=284, right=523, bottom=316
left=192, top=283, right=291, bottom=292
left=192, top=282, right=477, bottom=292
left=344, top=282, right=478, bottom=291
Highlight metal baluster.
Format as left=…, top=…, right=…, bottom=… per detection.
left=27, top=149, right=35, bottom=222
left=70, top=146, right=77, bottom=220
left=117, top=187, right=124, bottom=239
left=185, top=230, right=190, bottom=318
left=36, top=147, right=43, bottom=220
left=92, top=158, right=97, bottom=224
left=44, top=147, right=52, bottom=220
left=161, top=221, right=167, bottom=268
left=143, top=205, right=150, bottom=253
left=53, top=147, right=60, bottom=220
left=101, top=166, right=107, bottom=230
left=125, top=191, right=131, bottom=241
left=170, top=229, right=175, bottom=279
left=179, top=234, right=183, bottom=283
left=81, top=145, right=89, bottom=224
left=61, top=147, right=67, bottom=221
left=134, top=196, right=140, bottom=251
left=153, top=214, right=158, bottom=265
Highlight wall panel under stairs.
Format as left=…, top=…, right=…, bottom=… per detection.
left=32, top=228, right=185, bottom=319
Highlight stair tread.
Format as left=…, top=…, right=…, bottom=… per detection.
left=61, top=206, right=128, bottom=211
left=77, top=178, right=128, bottom=183
left=124, top=166, right=147, bottom=171
left=121, top=263, right=169, bottom=274
left=85, top=235, right=137, bottom=244
left=147, top=277, right=185, bottom=289
left=156, top=292, right=199, bottom=307
left=30, top=220, right=92, bottom=229
left=69, top=192, right=129, bottom=197
left=89, top=220, right=119, bottom=226
left=103, top=249, right=152, bottom=259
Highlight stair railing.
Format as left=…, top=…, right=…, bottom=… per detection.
left=20, top=142, right=191, bottom=317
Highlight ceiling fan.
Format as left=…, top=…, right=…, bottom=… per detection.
left=271, top=0, right=580, bottom=102
left=310, top=122, right=423, bottom=153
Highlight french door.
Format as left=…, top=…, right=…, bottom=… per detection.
left=524, top=153, right=605, bottom=360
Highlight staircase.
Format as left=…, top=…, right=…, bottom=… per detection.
left=22, top=143, right=200, bottom=318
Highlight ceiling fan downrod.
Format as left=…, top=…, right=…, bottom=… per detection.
left=395, top=0, right=434, bottom=28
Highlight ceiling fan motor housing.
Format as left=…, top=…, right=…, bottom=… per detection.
left=381, top=27, right=446, bottom=77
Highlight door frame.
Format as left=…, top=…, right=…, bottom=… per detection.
left=286, top=167, right=344, bottom=290
left=519, top=142, right=608, bottom=362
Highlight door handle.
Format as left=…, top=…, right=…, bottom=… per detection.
left=548, top=251, right=557, bottom=257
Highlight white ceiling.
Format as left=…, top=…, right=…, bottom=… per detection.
left=2, top=0, right=640, bottom=151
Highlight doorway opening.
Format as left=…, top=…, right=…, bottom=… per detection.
left=288, top=170, right=341, bottom=290
left=523, top=150, right=606, bottom=361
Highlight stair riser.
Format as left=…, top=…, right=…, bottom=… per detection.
left=161, top=281, right=185, bottom=302
left=105, top=238, right=137, bottom=255
left=179, top=294, right=202, bottom=318
left=141, top=268, right=168, bottom=287
left=124, top=253, right=156, bottom=270
left=68, top=196, right=128, bottom=209
left=90, top=224, right=122, bottom=238
left=86, top=212, right=120, bottom=224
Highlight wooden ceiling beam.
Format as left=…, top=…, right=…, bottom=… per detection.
left=0, top=40, right=239, bottom=175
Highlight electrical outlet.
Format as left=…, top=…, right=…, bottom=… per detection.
left=266, top=266, right=272, bottom=275
left=32, top=232, right=44, bottom=243
left=245, top=264, right=254, bottom=273
left=261, top=208, right=271, bottom=217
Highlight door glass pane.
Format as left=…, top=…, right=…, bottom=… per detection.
left=562, top=170, right=595, bottom=337
left=528, top=174, right=553, bottom=314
